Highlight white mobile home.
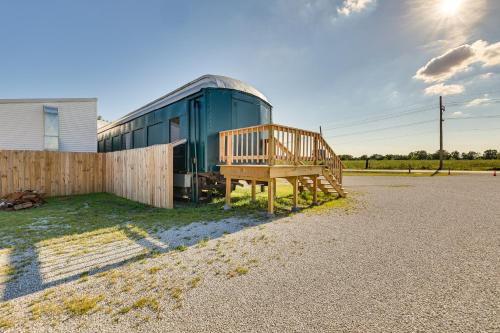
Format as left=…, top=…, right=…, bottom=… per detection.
left=0, top=98, right=97, bottom=152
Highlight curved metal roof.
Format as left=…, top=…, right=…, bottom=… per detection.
left=99, top=74, right=270, bottom=133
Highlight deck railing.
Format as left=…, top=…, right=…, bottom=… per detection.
left=219, top=124, right=344, bottom=183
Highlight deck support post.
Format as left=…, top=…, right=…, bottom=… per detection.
left=312, top=175, right=318, bottom=206
left=224, top=177, right=232, bottom=210
left=292, top=176, right=299, bottom=212
left=272, top=178, right=277, bottom=199
left=267, top=179, right=274, bottom=215
left=251, top=179, right=256, bottom=203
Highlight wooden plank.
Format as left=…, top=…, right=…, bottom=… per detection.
left=251, top=179, right=256, bottom=203
left=225, top=176, right=232, bottom=209
left=267, top=179, right=274, bottom=214
left=312, top=175, right=318, bottom=205
left=292, top=176, right=298, bottom=211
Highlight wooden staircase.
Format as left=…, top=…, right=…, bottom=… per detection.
left=298, top=171, right=346, bottom=197
left=219, top=123, right=347, bottom=213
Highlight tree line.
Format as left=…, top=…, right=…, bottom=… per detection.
left=339, top=149, right=500, bottom=161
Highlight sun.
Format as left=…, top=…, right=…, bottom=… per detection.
left=439, top=0, right=464, bottom=16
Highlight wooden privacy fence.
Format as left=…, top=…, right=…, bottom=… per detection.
left=0, top=144, right=173, bottom=209
left=0, top=150, right=104, bottom=197
left=104, top=144, right=173, bottom=209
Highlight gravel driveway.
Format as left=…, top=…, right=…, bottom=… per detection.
left=2, top=175, right=498, bottom=332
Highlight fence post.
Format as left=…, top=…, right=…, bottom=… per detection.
left=227, top=132, right=233, bottom=165
left=313, top=134, right=318, bottom=165
left=268, top=125, right=275, bottom=166
left=294, top=130, right=300, bottom=165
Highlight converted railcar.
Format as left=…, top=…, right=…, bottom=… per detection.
left=97, top=75, right=272, bottom=201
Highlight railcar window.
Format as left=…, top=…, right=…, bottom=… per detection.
left=133, top=128, right=146, bottom=148
left=123, top=132, right=132, bottom=149
left=169, top=117, right=181, bottom=142
left=112, top=135, right=121, bottom=151
left=98, top=140, right=104, bottom=152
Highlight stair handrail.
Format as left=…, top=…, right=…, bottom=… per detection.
left=219, top=124, right=345, bottom=184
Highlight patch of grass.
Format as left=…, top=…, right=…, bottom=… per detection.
left=63, top=294, right=104, bottom=316
left=117, top=306, right=131, bottom=315
left=0, top=264, right=15, bottom=276
left=132, top=297, right=159, bottom=312
left=175, top=245, right=188, bottom=252
left=344, top=171, right=448, bottom=177
left=31, top=301, right=63, bottom=320
left=0, top=317, right=13, bottom=329
left=343, top=159, right=500, bottom=171
left=170, top=287, right=182, bottom=301
left=227, top=266, right=249, bottom=278
left=78, top=271, right=89, bottom=283
left=148, top=266, right=161, bottom=274
left=188, top=276, right=202, bottom=289
left=196, top=238, right=209, bottom=248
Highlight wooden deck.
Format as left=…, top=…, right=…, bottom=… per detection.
left=218, top=124, right=346, bottom=214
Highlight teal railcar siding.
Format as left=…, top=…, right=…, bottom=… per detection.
left=97, top=88, right=271, bottom=174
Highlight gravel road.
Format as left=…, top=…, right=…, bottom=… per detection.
left=2, top=175, right=499, bottom=332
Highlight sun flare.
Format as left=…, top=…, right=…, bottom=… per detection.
left=439, top=0, right=464, bottom=16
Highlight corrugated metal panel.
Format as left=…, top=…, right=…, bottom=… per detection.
left=0, top=100, right=97, bottom=152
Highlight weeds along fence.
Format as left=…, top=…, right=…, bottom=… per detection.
left=0, top=144, right=173, bottom=208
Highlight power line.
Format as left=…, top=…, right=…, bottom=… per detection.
left=323, top=105, right=435, bottom=131
left=325, top=119, right=437, bottom=139
left=332, top=126, right=500, bottom=146
left=326, top=115, right=500, bottom=139
left=447, top=114, right=500, bottom=120
left=332, top=129, right=436, bottom=145
left=316, top=103, right=435, bottom=129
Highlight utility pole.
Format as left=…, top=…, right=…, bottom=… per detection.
left=439, top=96, right=445, bottom=170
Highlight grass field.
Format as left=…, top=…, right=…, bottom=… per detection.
left=342, top=159, right=500, bottom=171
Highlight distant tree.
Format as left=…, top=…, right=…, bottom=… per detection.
left=384, top=154, right=394, bottom=160
left=339, top=154, right=354, bottom=160
left=450, top=150, right=461, bottom=160
left=462, top=151, right=479, bottom=160
left=483, top=149, right=498, bottom=160
left=97, top=115, right=103, bottom=120
left=359, top=154, right=368, bottom=160
left=408, top=150, right=428, bottom=160
left=430, top=150, right=450, bottom=160
left=370, top=154, right=384, bottom=160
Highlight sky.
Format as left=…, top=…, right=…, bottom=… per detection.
left=1, top=0, right=499, bottom=156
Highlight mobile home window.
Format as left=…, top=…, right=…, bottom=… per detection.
left=169, top=117, right=180, bottom=142
left=44, top=106, right=59, bottom=150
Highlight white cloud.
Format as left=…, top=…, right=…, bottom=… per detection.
left=466, top=97, right=491, bottom=107
left=474, top=40, right=500, bottom=67
left=337, top=0, right=375, bottom=16
left=452, top=111, right=463, bottom=116
left=415, top=44, right=476, bottom=83
left=424, top=83, right=465, bottom=96
left=414, top=40, right=500, bottom=83
left=479, top=72, right=494, bottom=79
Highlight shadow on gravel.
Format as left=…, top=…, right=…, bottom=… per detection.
left=1, top=216, right=276, bottom=301
left=0, top=189, right=336, bottom=301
